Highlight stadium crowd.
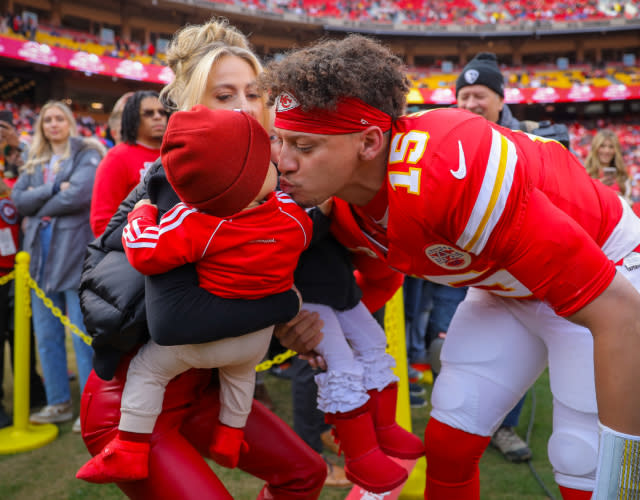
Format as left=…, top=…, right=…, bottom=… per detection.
left=2, top=0, right=640, bottom=69
left=222, top=0, right=640, bottom=25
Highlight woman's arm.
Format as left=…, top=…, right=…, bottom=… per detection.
left=146, top=265, right=301, bottom=346
left=36, top=148, right=101, bottom=217
left=11, top=171, right=52, bottom=216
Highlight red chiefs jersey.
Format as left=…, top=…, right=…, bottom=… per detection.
left=332, top=108, right=640, bottom=317
left=0, top=196, right=18, bottom=274
left=91, top=142, right=160, bottom=237
left=123, top=191, right=312, bottom=299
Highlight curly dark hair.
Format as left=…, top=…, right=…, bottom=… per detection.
left=260, top=35, right=409, bottom=120
left=121, top=90, right=161, bottom=145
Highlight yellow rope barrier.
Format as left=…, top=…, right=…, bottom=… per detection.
left=27, top=276, right=93, bottom=346
left=255, top=349, right=297, bottom=372
left=0, top=271, right=14, bottom=286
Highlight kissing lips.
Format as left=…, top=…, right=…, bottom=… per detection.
left=278, top=177, right=294, bottom=194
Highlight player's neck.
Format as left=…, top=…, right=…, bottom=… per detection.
left=341, top=150, right=388, bottom=207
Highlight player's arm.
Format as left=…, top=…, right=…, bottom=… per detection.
left=495, top=188, right=640, bottom=497
left=122, top=202, right=202, bottom=275
left=568, top=273, right=640, bottom=499
left=568, top=274, right=640, bottom=435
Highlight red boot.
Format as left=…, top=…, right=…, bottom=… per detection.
left=326, top=403, right=408, bottom=493
left=76, top=437, right=150, bottom=483
left=558, top=485, right=593, bottom=500
left=209, top=423, right=249, bottom=468
left=368, top=383, right=424, bottom=459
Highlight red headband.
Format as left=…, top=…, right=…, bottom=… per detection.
left=274, top=92, right=392, bottom=135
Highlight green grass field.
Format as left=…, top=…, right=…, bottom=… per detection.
left=0, top=346, right=561, bottom=500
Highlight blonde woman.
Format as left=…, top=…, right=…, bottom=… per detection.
left=77, top=19, right=326, bottom=500
left=11, top=101, right=105, bottom=432
left=585, top=129, right=630, bottom=201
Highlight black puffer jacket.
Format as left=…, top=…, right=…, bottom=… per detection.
left=80, top=162, right=149, bottom=380
left=295, top=208, right=361, bottom=311
left=80, top=159, right=300, bottom=380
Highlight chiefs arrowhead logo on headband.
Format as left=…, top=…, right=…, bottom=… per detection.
left=464, top=69, right=479, bottom=85
left=276, top=92, right=300, bottom=112
left=274, top=94, right=392, bottom=135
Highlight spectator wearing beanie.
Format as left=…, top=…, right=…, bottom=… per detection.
left=76, top=106, right=313, bottom=483
left=456, top=52, right=505, bottom=98
left=455, top=52, right=508, bottom=125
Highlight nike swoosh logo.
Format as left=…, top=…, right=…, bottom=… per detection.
left=450, top=141, right=467, bottom=179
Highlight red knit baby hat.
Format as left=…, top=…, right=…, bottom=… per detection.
left=161, top=105, right=271, bottom=217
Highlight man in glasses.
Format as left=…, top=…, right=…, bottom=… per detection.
left=90, top=90, right=168, bottom=237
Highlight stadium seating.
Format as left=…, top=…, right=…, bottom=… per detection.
left=3, top=1, right=638, bottom=66
left=406, top=63, right=640, bottom=90
left=208, top=0, right=639, bottom=25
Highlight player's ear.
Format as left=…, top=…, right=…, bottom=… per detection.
left=358, top=126, right=386, bottom=161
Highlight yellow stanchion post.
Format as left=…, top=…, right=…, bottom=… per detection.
left=386, top=288, right=426, bottom=500
left=385, top=289, right=411, bottom=431
left=0, top=251, right=58, bottom=454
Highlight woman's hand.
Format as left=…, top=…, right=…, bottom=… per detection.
left=317, top=197, right=333, bottom=216
left=133, top=198, right=154, bottom=210
left=274, top=309, right=326, bottom=369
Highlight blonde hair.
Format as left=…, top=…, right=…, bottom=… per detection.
left=585, top=129, right=628, bottom=195
left=160, top=18, right=267, bottom=125
left=23, top=101, right=77, bottom=174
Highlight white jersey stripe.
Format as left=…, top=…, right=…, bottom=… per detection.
left=131, top=218, right=142, bottom=238
left=123, top=203, right=197, bottom=251
left=276, top=191, right=297, bottom=204
left=456, top=129, right=502, bottom=251
left=468, top=134, right=517, bottom=254
left=456, top=129, right=517, bottom=254
left=123, top=241, right=159, bottom=249
left=201, top=220, right=226, bottom=259
left=161, top=203, right=193, bottom=225
left=123, top=225, right=133, bottom=243
left=123, top=224, right=160, bottom=248
left=278, top=207, right=309, bottom=247
left=158, top=206, right=197, bottom=235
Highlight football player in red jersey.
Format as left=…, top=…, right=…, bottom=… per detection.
left=262, top=35, right=640, bottom=500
